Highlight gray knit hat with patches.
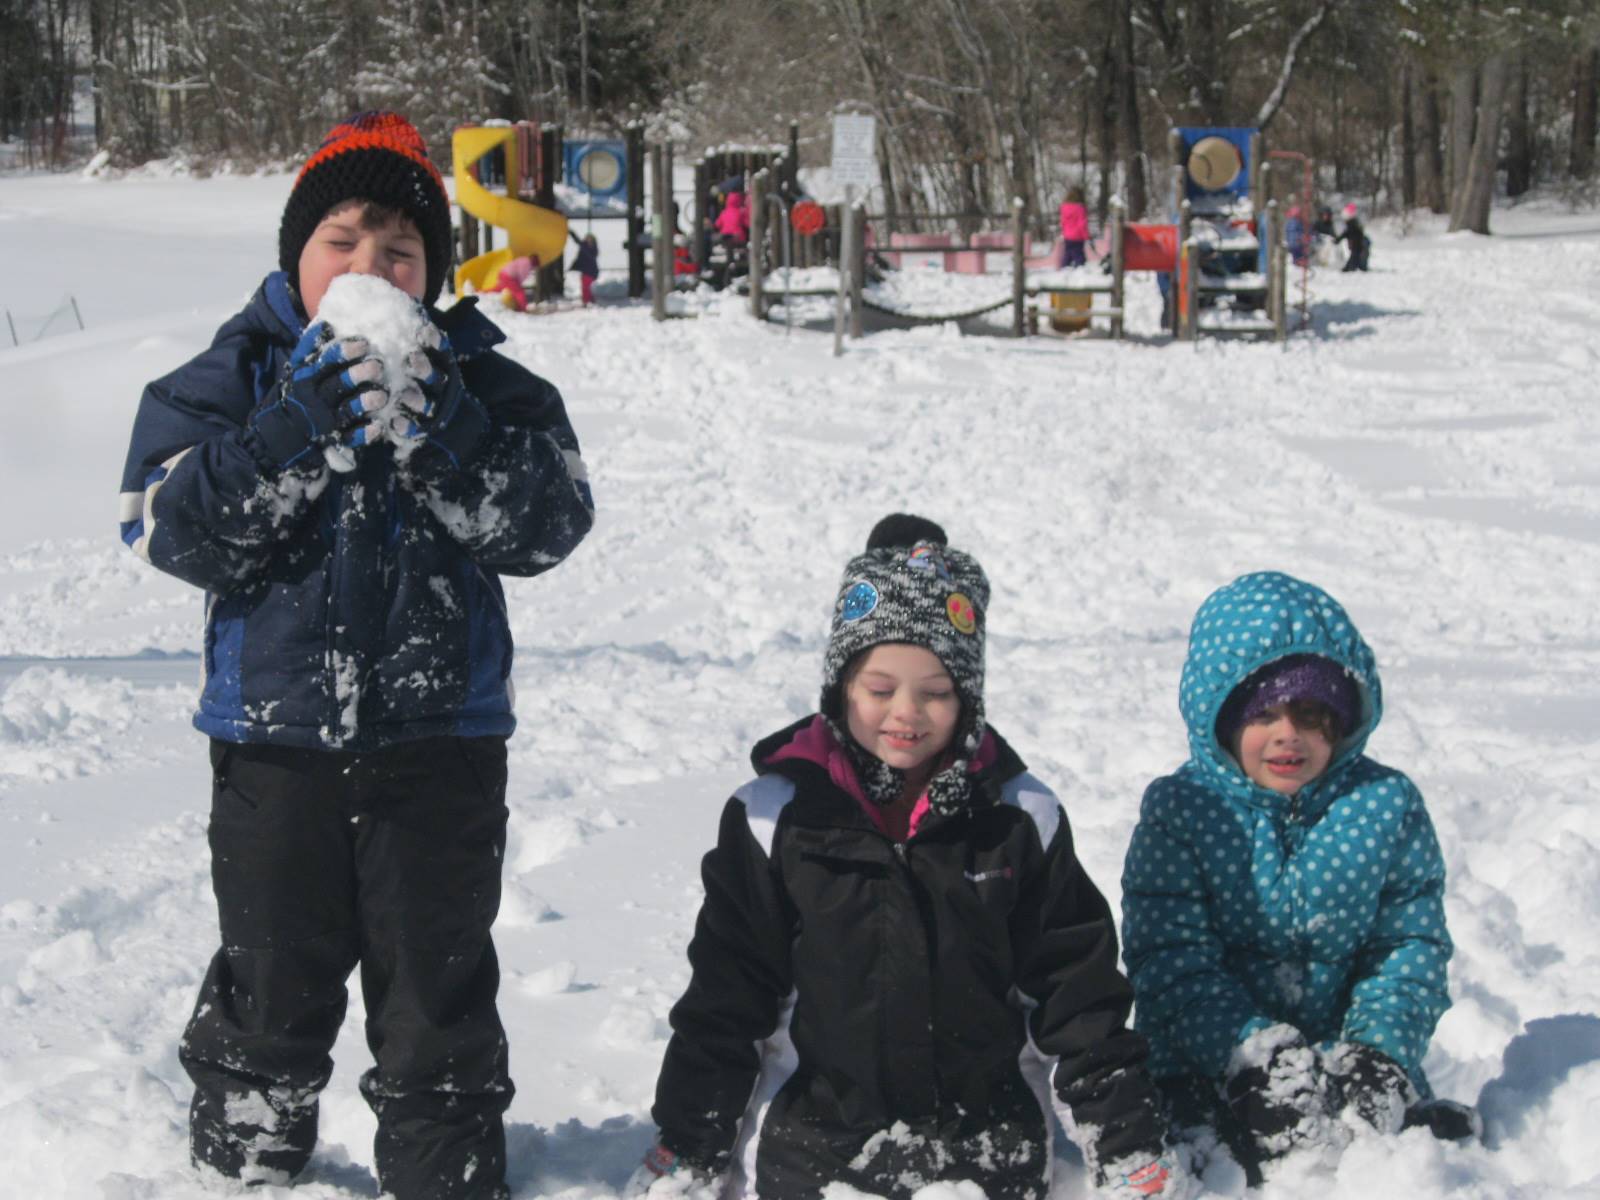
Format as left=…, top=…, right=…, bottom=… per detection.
left=820, top=513, right=989, bottom=721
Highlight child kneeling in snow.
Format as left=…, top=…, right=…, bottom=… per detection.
left=630, top=514, right=1187, bottom=1200
left=1122, top=572, right=1470, bottom=1182
left=117, top=111, right=594, bottom=1199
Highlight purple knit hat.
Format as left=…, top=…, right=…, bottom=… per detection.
left=1216, top=654, right=1359, bottom=747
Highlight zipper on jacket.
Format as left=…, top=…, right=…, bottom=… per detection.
left=883, top=833, right=943, bottom=1114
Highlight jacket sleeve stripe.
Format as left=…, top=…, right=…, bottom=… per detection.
left=119, top=448, right=192, bottom=561
left=1001, top=771, right=1062, bottom=849
left=733, top=774, right=797, bottom=858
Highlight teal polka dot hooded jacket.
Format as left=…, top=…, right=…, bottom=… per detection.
left=1121, top=572, right=1451, bottom=1092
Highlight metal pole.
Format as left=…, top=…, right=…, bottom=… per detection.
left=5, top=309, right=16, bottom=347
left=70, top=295, right=83, bottom=330
left=834, top=185, right=855, bottom=357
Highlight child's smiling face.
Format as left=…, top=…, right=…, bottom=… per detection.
left=844, top=643, right=961, bottom=790
left=1230, top=702, right=1335, bottom=795
left=297, top=200, right=426, bottom=319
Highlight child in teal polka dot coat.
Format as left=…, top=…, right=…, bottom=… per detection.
left=1121, top=572, right=1460, bottom=1174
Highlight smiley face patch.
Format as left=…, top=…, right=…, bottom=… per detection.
left=946, top=592, right=977, bottom=635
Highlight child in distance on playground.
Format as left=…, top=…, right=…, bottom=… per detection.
left=569, top=229, right=600, bottom=305
left=1059, top=183, right=1090, bottom=267
left=1121, top=572, right=1470, bottom=1181
left=116, top=111, right=594, bottom=1200
left=629, top=514, right=1188, bottom=1200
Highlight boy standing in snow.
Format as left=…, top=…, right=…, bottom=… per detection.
left=117, top=111, right=594, bottom=1199
left=1122, top=572, right=1466, bottom=1181
left=630, top=514, right=1186, bottom=1200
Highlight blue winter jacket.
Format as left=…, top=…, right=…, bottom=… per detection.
left=1121, top=572, right=1450, bottom=1092
left=118, top=272, right=594, bottom=750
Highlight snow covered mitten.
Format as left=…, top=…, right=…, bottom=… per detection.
left=1403, top=1098, right=1482, bottom=1142
left=250, top=320, right=386, bottom=470
left=1324, top=1041, right=1415, bottom=1135
left=392, top=324, right=489, bottom=471
left=1222, top=1024, right=1335, bottom=1161
left=622, top=1143, right=718, bottom=1199
left=1098, top=1150, right=1193, bottom=1198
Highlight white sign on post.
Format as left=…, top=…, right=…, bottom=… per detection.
left=830, top=113, right=877, bottom=189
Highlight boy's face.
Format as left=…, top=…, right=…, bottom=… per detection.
left=844, top=643, right=961, bottom=789
left=1230, top=702, right=1334, bottom=796
left=297, top=200, right=427, bottom=320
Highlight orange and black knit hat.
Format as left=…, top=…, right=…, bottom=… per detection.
left=279, top=111, right=453, bottom=305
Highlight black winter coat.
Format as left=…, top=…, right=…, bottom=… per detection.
left=653, top=717, right=1163, bottom=1200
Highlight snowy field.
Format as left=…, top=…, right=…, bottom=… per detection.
left=1, top=165, right=1599, bottom=1200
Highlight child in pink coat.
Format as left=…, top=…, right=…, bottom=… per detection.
left=715, top=190, right=750, bottom=245
left=490, top=254, right=538, bottom=312
left=1058, top=185, right=1089, bottom=268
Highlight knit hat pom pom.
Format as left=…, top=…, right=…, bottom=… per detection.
left=866, top=513, right=948, bottom=551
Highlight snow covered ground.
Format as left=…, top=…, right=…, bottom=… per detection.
left=2, top=165, right=1599, bottom=1199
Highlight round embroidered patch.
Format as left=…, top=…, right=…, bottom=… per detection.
left=841, top=580, right=879, bottom=622
left=906, top=544, right=952, bottom=581
left=947, top=592, right=976, bottom=635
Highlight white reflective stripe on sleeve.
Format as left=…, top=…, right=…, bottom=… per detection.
left=733, top=774, right=796, bottom=859
left=562, top=446, right=588, bottom=482
left=730, top=988, right=799, bottom=1199
left=129, top=445, right=195, bottom=562
left=1000, top=771, right=1061, bottom=850
left=117, top=491, right=143, bottom=522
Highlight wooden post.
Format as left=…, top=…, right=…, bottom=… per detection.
left=457, top=211, right=478, bottom=293
left=651, top=145, right=667, bottom=321
left=750, top=169, right=767, bottom=320
left=834, top=187, right=855, bottom=357
left=1249, top=130, right=1265, bottom=218
left=787, top=121, right=801, bottom=197
left=692, top=159, right=707, bottom=277
left=1183, top=238, right=1202, bottom=340
left=1011, top=197, right=1026, bottom=338
left=627, top=123, right=646, bottom=299
left=850, top=198, right=865, bottom=338
left=1168, top=128, right=1186, bottom=215
left=1263, top=200, right=1287, bottom=341
left=664, top=140, right=676, bottom=242
left=539, top=124, right=563, bottom=298
left=1177, top=199, right=1193, bottom=336
left=1109, top=197, right=1126, bottom=340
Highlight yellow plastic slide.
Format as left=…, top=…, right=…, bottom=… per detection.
left=452, top=125, right=569, bottom=295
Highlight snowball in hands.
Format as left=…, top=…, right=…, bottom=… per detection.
left=314, top=273, right=434, bottom=469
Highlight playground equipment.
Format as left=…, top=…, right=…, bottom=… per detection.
left=452, top=124, right=568, bottom=297
left=1163, top=125, right=1291, bottom=340
left=563, top=139, right=628, bottom=207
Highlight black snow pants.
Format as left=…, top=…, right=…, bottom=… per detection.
left=180, top=736, right=514, bottom=1199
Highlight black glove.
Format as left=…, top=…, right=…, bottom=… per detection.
left=250, top=321, right=386, bottom=470
left=1324, top=1041, right=1414, bottom=1134
left=392, top=325, right=489, bottom=472
left=1221, top=1025, right=1333, bottom=1161
left=1402, top=1097, right=1481, bottom=1142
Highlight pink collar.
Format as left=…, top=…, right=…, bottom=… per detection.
left=765, top=716, right=997, bottom=841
